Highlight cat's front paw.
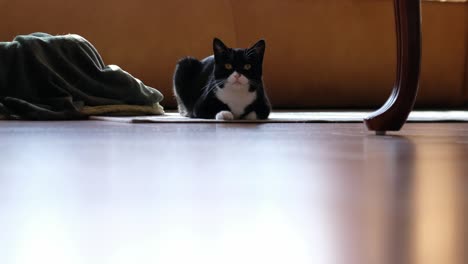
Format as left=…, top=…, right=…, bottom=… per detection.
left=215, top=111, right=234, bottom=120
left=244, top=112, right=258, bottom=120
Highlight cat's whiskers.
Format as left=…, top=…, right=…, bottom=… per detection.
left=201, top=85, right=215, bottom=98
left=248, top=79, right=262, bottom=88
left=201, top=80, right=225, bottom=97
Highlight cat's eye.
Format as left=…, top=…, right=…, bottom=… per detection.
left=244, top=64, right=252, bottom=70
left=225, top=64, right=233, bottom=70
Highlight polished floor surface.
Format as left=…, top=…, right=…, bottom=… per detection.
left=0, top=121, right=466, bottom=264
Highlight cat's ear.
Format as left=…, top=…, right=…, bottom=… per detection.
left=249, top=39, right=266, bottom=57
left=213, top=38, right=228, bottom=55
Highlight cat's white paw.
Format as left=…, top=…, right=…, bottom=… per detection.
left=216, top=111, right=234, bottom=120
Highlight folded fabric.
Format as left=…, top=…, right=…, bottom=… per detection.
left=0, top=33, right=164, bottom=120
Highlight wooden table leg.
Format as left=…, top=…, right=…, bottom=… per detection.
left=364, top=0, right=422, bottom=135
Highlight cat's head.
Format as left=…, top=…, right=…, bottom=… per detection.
left=213, top=38, right=265, bottom=88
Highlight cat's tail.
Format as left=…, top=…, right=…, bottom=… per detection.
left=173, top=57, right=203, bottom=117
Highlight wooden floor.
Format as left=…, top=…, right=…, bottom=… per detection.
left=0, top=121, right=466, bottom=264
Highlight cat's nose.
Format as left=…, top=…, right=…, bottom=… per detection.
left=233, top=72, right=241, bottom=78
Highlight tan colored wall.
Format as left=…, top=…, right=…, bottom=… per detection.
left=420, top=1, right=467, bottom=108
left=465, top=2, right=468, bottom=104
left=0, top=0, right=466, bottom=109
left=233, top=0, right=468, bottom=108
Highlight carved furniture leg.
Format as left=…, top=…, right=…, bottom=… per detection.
left=364, top=0, right=422, bottom=135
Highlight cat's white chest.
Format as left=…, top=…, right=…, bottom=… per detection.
left=215, top=84, right=257, bottom=118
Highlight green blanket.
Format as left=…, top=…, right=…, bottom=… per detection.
left=0, top=33, right=164, bottom=120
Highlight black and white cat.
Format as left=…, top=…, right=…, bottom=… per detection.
left=173, top=38, right=271, bottom=120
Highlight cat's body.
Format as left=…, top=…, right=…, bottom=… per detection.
left=173, top=38, right=271, bottom=120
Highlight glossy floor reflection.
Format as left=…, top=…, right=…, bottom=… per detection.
left=0, top=122, right=466, bottom=264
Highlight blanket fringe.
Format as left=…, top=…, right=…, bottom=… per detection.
left=81, top=103, right=165, bottom=116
